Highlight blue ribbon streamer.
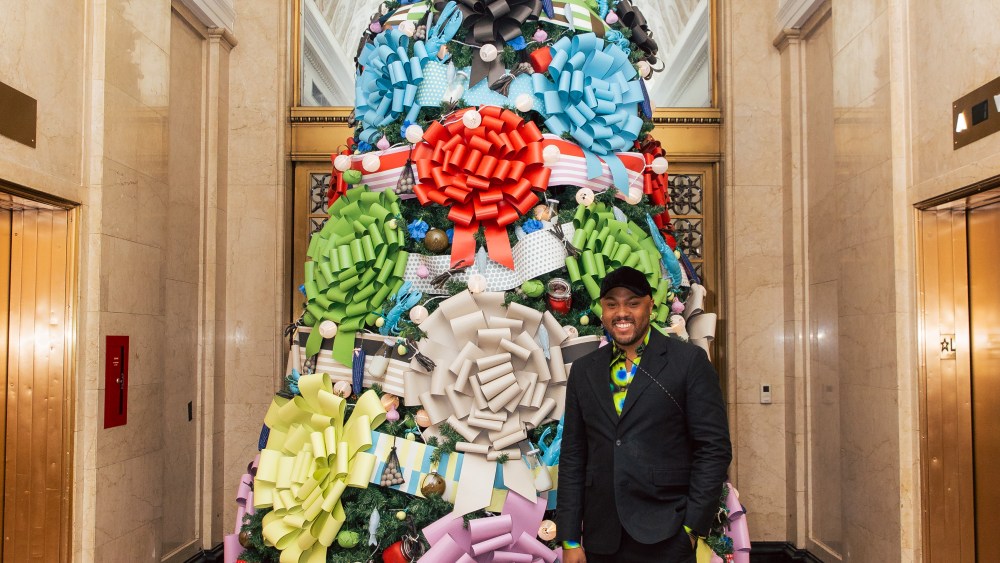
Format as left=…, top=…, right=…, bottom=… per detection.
left=352, top=348, right=367, bottom=395
left=531, top=33, right=645, bottom=189
left=355, top=30, right=430, bottom=143
left=426, top=1, right=463, bottom=57
left=380, top=282, right=422, bottom=335
left=646, top=214, right=682, bottom=290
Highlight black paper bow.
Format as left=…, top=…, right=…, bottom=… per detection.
left=615, top=0, right=659, bottom=64
left=436, top=0, right=541, bottom=86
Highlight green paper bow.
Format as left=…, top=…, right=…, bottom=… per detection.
left=304, top=186, right=409, bottom=366
left=565, top=203, right=670, bottom=323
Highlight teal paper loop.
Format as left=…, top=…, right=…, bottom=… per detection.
left=356, top=30, right=430, bottom=143
left=304, top=186, right=409, bottom=366
left=566, top=202, right=670, bottom=323
left=532, top=33, right=645, bottom=189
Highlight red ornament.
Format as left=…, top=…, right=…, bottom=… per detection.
left=529, top=47, right=553, bottom=73
left=638, top=135, right=676, bottom=248
left=381, top=539, right=414, bottom=563
left=328, top=141, right=354, bottom=206
left=413, top=106, right=551, bottom=269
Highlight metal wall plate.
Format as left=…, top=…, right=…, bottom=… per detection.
left=0, top=81, right=37, bottom=148
left=954, top=76, right=1000, bottom=150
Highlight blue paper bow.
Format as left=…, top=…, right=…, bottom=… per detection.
left=532, top=33, right=645, bottom=189
left=426, top=1, right=463, bottom=58
left=355, top=30, right=430, bottom=143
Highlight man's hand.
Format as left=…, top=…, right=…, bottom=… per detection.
left=562, top=547, right=587, bottom=563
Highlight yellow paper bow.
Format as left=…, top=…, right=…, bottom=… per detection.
left=254, top=373, right=387, bottom=563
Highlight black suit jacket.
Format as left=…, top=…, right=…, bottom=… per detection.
left=556, top=329, right=732, bottom=553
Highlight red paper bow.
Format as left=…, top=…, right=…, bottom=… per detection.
left=328, top=140, right=354, bottom=207
left=413, top=106, right=551, bottom=269
left=639, top=136, right=676, bottom=248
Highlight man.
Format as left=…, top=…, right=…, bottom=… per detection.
left=557, top=266, right=732, bottom=562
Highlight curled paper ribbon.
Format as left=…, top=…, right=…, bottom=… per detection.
left=304, top=186, right=410, bottom=366
left=435, top=0, right=542, bottom=86
left=413, top=106, right=551, bottom=269
left=565, top=202, right=671, bottom=322
left=355, top=29, right=429, bottom=143
left=532, top=33, right=645, bottom=189
left=615, top=0, right=659, bottom=63
left=539, top=0, right=607, bottom=37
left=254, top=375, right=387, bottom=563
left=639, top=137, right=673, bottom=237
left=224, top=456, right=259, bottom=563
left=421, top=493, right=559, bottom=563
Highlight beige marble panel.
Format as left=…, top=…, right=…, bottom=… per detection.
left=95, top=450, right=165, bottom=546
left=101, top=158, right=168, bottom=249
left=106, top=7, right=169, bottom=110
left=837, top=235, right=895, bottom=318
left=0, top=0, right=86, bottom=193
left=830, top=0, right=887, bottom=57
left=96, top=382, right=164, bottom=468
left=735, top=404, right=788, bottom=540
left=99, top=311, right=166, bottom=387
left=103, top=83, right=169, bottom=183
left=94, top=519, right=163, bottom=563
left=832, top=11, right=889, bottom=111
left=99, top=233, right=165, bottom=316
left=108, top=0, right=171, bottom=50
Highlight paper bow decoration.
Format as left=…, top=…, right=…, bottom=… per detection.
left=303, top=187, right=409, bottom=366
left=421, top=493, right=559, bottom=563
left=355, top=29, right=429, bottom=144
left=565, top=202, right=670, bottom=321
left=224, top=455, right=259, bottom=563
left=718, top=481, right=751, bottom=563
left=435, top=0, right=542, bottom=86
left=532, top=33, right=645, bottom=189
left=614, top=0, right=658, bottom=63
left=413, top=106, right=551, bottom=269
left=404, top=290, right=599, bottom=513
left=682, top=283, right=718, bottom=360
left=639, top=137, right=673, bottom=236
left=254, top=376, right=387, bottom=563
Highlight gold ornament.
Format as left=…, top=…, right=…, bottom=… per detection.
left=414, top=409, right=431, bottom=427
left=532, top=204, right=553, bottom=221
left=423, top=228, right=449, bottom=253
left=380, top=394, right=400, bottom=411
left=238, top=530, right=251, bottom=547
left=420, top=471, right=446, bottom=497
left=538, top=520, right=557, bottom=541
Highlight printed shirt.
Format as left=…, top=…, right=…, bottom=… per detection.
left=609, top=329, right=651, bottom=415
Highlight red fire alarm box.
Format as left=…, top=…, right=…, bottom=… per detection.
left=104, top=335, right=128, bottom=428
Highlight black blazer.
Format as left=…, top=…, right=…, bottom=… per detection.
left=556, top=329, right=732, bottom=552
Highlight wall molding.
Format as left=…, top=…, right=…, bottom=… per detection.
left=775, top=0, right=826, bottom=31
left=176, top=0, right=236, bottom=35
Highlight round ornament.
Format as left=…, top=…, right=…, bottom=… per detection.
left=479, top=44, right=498, bottom=62
left=605, top=11, right=619, bottom=24
left=409, top=305, right=429, bottom=324
left=423, top=229, right=449, bottom=253
left=238, top=530, right=251, bottom=547
left=532, top=204, right=553, bottom=221
left=397, top=20, right=415, bottom=37
left=580, top=315, right=590, bottom=326
left=575, top=188, right=595, bottom=207
left=333, top=380, right=352, bottom=398
left=467, top=273, right=487, bottom=294
left=563, top=325, right=579, bottom=338
left=651, top=156, right=669, bottom=175
left=362, top=153, right=381, bottom=172
left=376, top=136, right=391, bottom=150
left=396, top=511, right=407, bottom=521
left=515, top=94, right=534, bottom=112
left=380, top=394, right=400, bottom=411
left=462, top=109, right=483, bottom=129
left=416, top=264, right=430, bottom=278
left=420, top=472, right=446, bottom=497
left=637, top=60, right=652, bottom=78
left=521, top=279, right=544, bottom=298
left=414, top=409, right=431, bottom=427
left=375, top=317, right=386, bottom=328
left=343, top=169, right=363, bottom=184
left=334, top=154, right=352, bottom=172
left=318, top=320, right=338, bottom=338
left=538, top=520, right=557, bottom=541
left=532, top=29, right=548, bottom=42
left=542, top=144, right=561, bottom=165
left=397, top=344, right=408, bottom=355
left=337, top=530, right=360, bottom=548
left=369, top=21, right=382, bottom=33
left=405, top=124, right=424, bottom=144
left=624, top=188, right=644, bottom=205
left=386, top=408, right=400, bottom=422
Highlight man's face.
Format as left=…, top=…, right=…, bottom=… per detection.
left=600, top=286, right=654, bottom=348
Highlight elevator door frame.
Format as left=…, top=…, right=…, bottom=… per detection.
left=917, top=177, right=1000, bottom=563
left=0, top=183, right=78, bottom=563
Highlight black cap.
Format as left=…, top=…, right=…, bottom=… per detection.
left=599, top=266, right=653, bottom=298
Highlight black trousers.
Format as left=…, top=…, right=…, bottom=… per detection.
left=584, top=527, right=696, bottom=563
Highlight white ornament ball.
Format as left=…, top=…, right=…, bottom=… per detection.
left=637, top=60, right=652, bottom=78
left=405, top=124, right=424, bottom=144
left=318, top=320, right=338, bottom=338
left=542, top=145, right=561, bottom=165
left=398, top=20, right=416, bottom=37
left=409, top=305, right=429, bottom=324
left=514, top=94, right=535, bottom=112
left=333, top=380, right=352, bottom=398
left=334, top=154, right=352, bottom=172
left=563, top=325, right=579, bottom=338
left=575, top=187, right=595, bottom=207
left=624, top=188, right=643, bottom=205
left=467, top=273, right=488, bottom=294
left=651, top=156, right=669, bottom=175
left=462, top=109, right=483, bottom=129
left=362, top=153, right=381, bottom=172
left=479, top=43, right=498, bottom=62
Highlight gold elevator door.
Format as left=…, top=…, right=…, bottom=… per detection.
left=967, top=202, right=1000, bottom=560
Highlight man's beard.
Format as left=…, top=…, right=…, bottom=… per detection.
left=610, top=316, right=648, bottom=348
